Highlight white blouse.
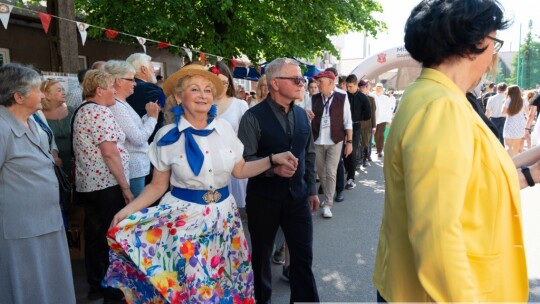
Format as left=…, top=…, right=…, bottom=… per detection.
left=109, top=99, right=157, bottom=179
left=149, top=118, right=243, bottom=191
left=73, top=103, right=129, bottom=192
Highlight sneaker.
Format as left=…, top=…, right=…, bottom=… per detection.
left=345, top=179, right=356, bottom=190
left=335, top=191, right=345, bottom=202
left=281, top=265, right=290, bottom=282
left=322, top=206, right=333, bottom=218
left=272, top=244, right=285, bottom=265
left=378, top=153, right=383, bottom=158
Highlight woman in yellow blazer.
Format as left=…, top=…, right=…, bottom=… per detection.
left=373, top=0, right=540, bottom=302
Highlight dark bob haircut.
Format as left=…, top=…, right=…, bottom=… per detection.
left=404, top=0, right=511, bottom=68
left=215, top=61, right=236, bottom=98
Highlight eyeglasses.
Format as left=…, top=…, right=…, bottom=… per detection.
left=486, top=36, right=504, bottom=54
left=275, top=77, right=306, bottom=85
left=121, top=78, right=136, bottom=82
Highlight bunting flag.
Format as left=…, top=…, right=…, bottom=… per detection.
left=200, top=52, right=206, bottom=64
left=183, top=47, right=193, bottom=61
left=2, top=3, right=242, bottom=67
left=157, top=41, right=170, bottom=49
left=136, top=36, right=146, bottom=53
left=76, top=22, right=90, bottom=46
left=38, top=12, right=52, bottom=34
left=105, top=28, right=118, bottom=39
left=0, top=3, right=13, bottom=30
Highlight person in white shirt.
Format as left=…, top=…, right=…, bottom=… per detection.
left=311, top=71, right=353, bottom=218
left=105, top=60, right=160, bottom=198
left=373, top=83, right=395, bottom=157
left=485, top=82, right=508, bottom=144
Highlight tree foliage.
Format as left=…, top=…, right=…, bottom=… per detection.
left=73, top=0, right=386, bottom=63
left=509, top=20, right=540, bottom=89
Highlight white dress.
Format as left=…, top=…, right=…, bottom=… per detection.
left=503, top=99, right=528, bottom=139
left=219, top=98, right=249, bottom=208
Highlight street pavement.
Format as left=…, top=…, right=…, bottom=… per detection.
left=74, top=153, right=540, bottom=303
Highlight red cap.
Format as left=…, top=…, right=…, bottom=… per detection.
left=313, top=71, right=336, bottom=80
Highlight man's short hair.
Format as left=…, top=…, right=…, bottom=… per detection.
left=265, top=58, right=300, bottom=88
left=497, top=82, right=507, bottom=92
left=346, top=74, right=358, bottom=84
left=126, top=53, right=152, bottom=72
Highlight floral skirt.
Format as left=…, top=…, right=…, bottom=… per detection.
left=104, top=192, right=255, bottom=304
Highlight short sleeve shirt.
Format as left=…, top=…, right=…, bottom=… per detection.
left=149, top=118, right=243, bottom=191
left=73, top=103, right=129, bottom=192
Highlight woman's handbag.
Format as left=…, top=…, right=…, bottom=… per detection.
left=54, top=164, right=72, bottom=195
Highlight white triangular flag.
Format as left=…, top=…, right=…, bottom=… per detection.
left=76, top=22, right=90, bottom=46
left=183, top=48, right=192, bottom=61
left=136, top=37, right=146, bottom=53
left=0, top=4, right=13, bottom=30
left=217, top=56, right=223, bottom=62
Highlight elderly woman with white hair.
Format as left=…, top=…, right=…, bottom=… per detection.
left=105, top=60, right=161, bottom=197
left=0, top=63, right=76, bottom=303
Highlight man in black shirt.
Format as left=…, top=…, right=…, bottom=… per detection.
left=344, top=74, right=367, bottom=188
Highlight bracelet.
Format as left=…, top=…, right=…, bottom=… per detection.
left=269, top=153, right=275, bottom=167
left=521, top=166, right=535, bottom=187
left=345, top=139, right=352, bottom=144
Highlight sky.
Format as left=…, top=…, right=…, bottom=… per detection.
left=341, top=0, right=538, bottom=58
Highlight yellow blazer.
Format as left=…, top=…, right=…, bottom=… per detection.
left=373, top=68, right=528, bottom=302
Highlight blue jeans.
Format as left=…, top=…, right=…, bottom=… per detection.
left=490, top=116, right=506, bottom=145
left=130, top=176, right=146, bottom=198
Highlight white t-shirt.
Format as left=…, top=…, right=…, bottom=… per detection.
left=374, top=93, right=395, bottom=124
left=486, top=93, right=506, bottom=118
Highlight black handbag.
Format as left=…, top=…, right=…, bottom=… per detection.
left=54, top=164, right=72, bottom=194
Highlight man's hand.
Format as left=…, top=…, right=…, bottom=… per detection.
left=308, top=195, right=319, bottom=212
left=306, top=110, right=315, bottom=120
left=344, top=142, right=353, bottom=157
left=272, top=151, right=298, bottom=170
left=121, top=188, right=135, bottom=205
left=273, top=164, right=296, bottom=178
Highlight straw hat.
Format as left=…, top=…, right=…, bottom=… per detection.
left=162, top=64, right=224, bottom=98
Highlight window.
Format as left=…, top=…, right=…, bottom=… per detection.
left=0, top=48, right=10, bottom=65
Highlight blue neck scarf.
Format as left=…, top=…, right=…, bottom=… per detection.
left=157, top=104, right=217, bottom=176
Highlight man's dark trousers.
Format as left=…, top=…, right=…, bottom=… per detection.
left=246, top=193, right=318, bottom=304
left=490, top=116, right=506, bottom=145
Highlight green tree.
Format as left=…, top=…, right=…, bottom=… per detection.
left=73, top=0, right=386, bottom=63
left=509, top=20, right=540, bottom=89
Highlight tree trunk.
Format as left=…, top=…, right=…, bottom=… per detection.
left=47, top=0, right=78, bottom=73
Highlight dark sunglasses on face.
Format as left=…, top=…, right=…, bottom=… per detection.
left=275, top=77, right=306, bottom=85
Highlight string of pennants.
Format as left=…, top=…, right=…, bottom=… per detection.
left=0, top=2, right=256, bottom=72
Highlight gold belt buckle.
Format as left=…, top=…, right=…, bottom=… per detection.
left=202, top=189, right=221, bottom=204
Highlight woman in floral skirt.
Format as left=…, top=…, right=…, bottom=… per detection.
left=104, top=64, right=298, bottom=303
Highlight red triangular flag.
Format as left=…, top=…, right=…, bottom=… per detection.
left=38, top=12, right=52, bottom=34
left=157, top=42, right=170, bottom=49
left=105, top=29, right=118, bottom=39
left=200, top=52, right=206, bottom=64
left=231, top=59, right=237, bottom=70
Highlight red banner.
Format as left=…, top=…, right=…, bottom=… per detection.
left=105, top=29, right=118, bottom=39
left=38, top=12, right=52, bottom=34
left=157, top=41, right=170, bottom=49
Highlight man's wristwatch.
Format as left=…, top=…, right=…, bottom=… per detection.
left=345, top=139, right=352, bottom=144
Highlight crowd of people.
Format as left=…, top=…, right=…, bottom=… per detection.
left=3, top=0, right=540, bottom=303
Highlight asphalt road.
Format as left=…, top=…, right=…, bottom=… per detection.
left=75, top=154, right=540, bottom=303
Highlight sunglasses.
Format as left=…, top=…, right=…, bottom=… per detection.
left=486, top=35, right=504, bottom=54
left=275, top=77, right=306, bottom=85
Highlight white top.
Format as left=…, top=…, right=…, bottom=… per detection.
left=109, top=99, right=157, bottom=179
left=219, top=97, right=248, bottom=133
left=486, top=93, right=506, bottom=118
left=374, top=93, right=395, bottom=124
left=314, top=90, right=353, bottom=145
left=73, top=103, right=129, bottom=192
left=149, top=118, right=243, bottom=190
